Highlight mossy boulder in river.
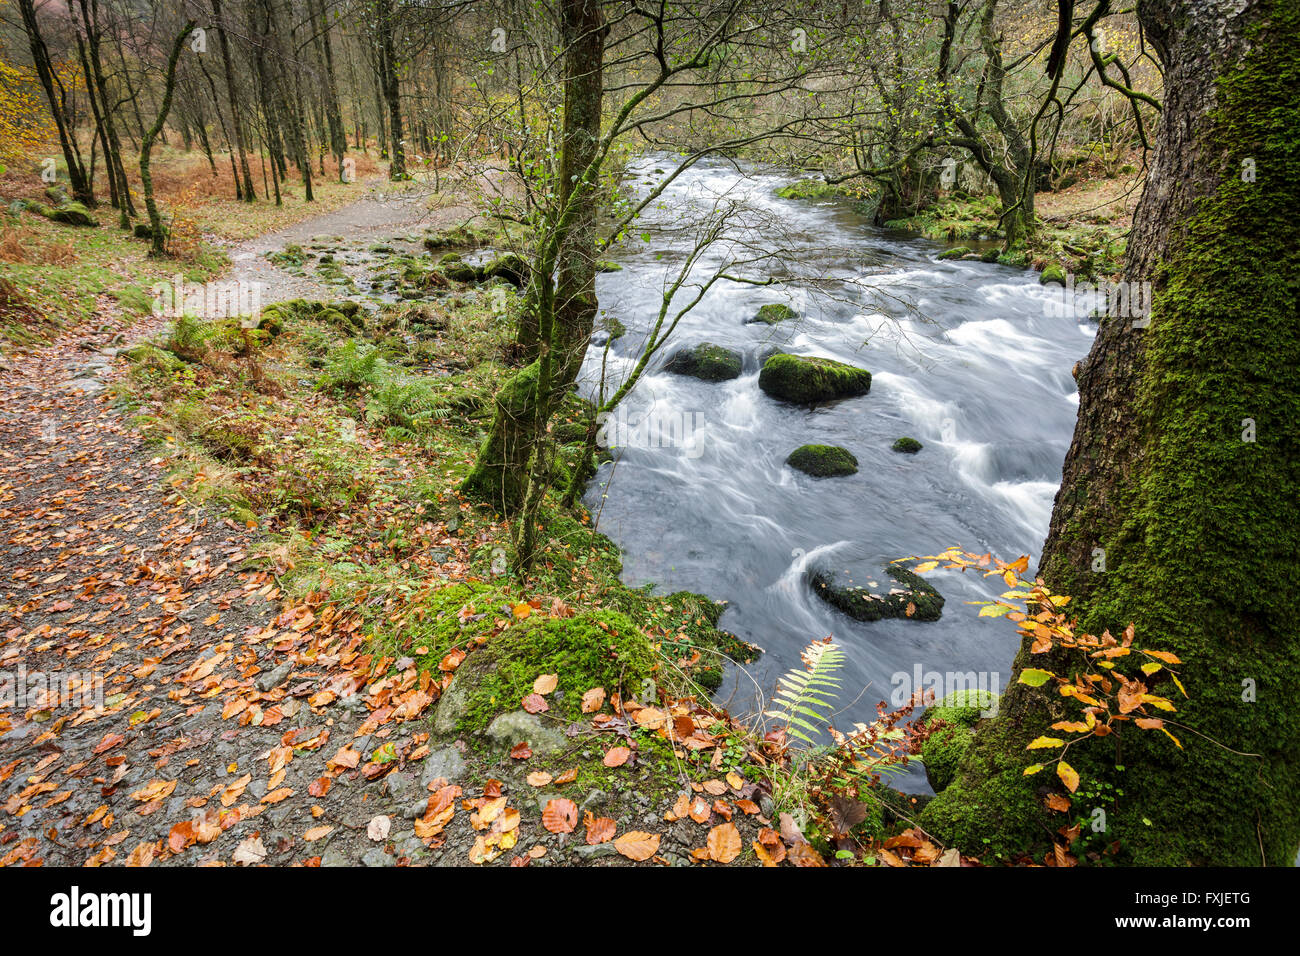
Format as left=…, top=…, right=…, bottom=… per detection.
left=786, top=444, right=858, bottom=477
left=936, top=246, right=972, bottom=261
left=810, top=564, right=944, bottom=622
left=748, top=303, right=798, bottom=325
left=892, top=436, right=923, bottom=454
left=758, top=353, right=871, bottom=404
left=919, top=689, right=999, bottom=792
left=663, top=343, right=742, bottom=381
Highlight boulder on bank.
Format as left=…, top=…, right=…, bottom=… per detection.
left=919, top=689, right=1000, bottom=792
left=786, top=444, right=858, bottom=477
left=810, top=564, right=944, bottom=623
left=758, top=353, right=871, bottom=404
left=748, top=303, right=798, bottom=325
left=663, top=343, right=742, bottom=381
left=1040, top=262, right=1067, bottom=286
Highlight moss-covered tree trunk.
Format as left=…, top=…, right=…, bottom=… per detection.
left=462, top=0, right=605, bottom=514
left=921, top=0, right=1300, bottom=865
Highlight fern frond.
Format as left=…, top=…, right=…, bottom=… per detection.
left=764, top=639, right=845, bottom=744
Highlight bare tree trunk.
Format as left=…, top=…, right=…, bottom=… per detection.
left=17, top=0, right=93, bottom=204
left=140, top=22, right=195, bottom=257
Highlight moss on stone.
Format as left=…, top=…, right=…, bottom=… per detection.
left=786, top=444, right=858, bottom=477
left=750, top=303, right=798, bottom=325
left=920, top=724, right=974, bottom=793
left=892, top=436, right=923, bottom=454
left=1039, top=262, right=1067, bottom=286
left=758, top=353, right=871, bottom=404
left=810, top=564, right=944, bottom=622
left=663, top=343, right=742, bottom=381
left=123, top=343, right=185, bottom=374
left=455, top=609, right=655, bottom=733
left=47, top=202, right=98, bottom=227
left=937, top=246, right=972, bottom=260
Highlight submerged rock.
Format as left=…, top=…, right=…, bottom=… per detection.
left=892, top=436, right=923, bottom=454
left=786, top=444, right=858, bottom=477
left=663, top=343, right=742, bottom=381
left=758, top=353, right=871, bottom=404
left=810, top=564, right=944, bottom=623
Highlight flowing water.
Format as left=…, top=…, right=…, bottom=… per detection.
left=580, top=155, right=1097, bottom=789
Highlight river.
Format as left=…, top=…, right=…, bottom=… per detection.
left=580, top=154, right=1097, bottom=790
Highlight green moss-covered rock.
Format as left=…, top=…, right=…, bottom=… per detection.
left=810, top=565, right=944, bottom=622
left=450, top=609, right=655, bottom=733
left=256, top=305, right=287, bottom=336
left=47, top=202, right=98, bottom=227
left=937, top=245, right=972, bottom=260
left=892, top=436, right=923, bottom=454
left=749, top=303, right=798, bottom=325
left=919, top=689, right=1001, bottom=792
left=928, top=688, right=999, bottom=726
left=663, top=343, right=742, bottom=381
left=758, top=354, right=871, bottom=404
left=443, top=261, right=480, bottom=283
left=786, top=444, right=858, bottom=477
left=481, top=253, right=529, bottom=287
left=920, top=724, right=974, bottom=793
left=122, top=343, right=185, bottom=374
left=1039, top=262, right=1067, bottom=286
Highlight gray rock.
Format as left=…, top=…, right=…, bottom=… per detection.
left=384, top=771, right=420, bottom=805
left=362, top=847, right=395, bottom=867
left=484, top=711, right=567, bottom=756
left=573, top=842, right=619, bottom=861
left=419, top=745, right=467, bottom=788
left=432, top=676, right=470, bottom=734
left=255, top=660, right=293, bottom=692
left=319, top=846, right=352, bottom=867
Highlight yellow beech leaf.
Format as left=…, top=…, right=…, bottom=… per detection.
left=1057, top=761, right=1080, bottom=793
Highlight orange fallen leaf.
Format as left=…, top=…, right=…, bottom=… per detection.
left=603, top=746, right=630, bottom=768
left=532, top=674, right=558, bottom=695
left=613, top=831, right=660, bottom=862
left=706, top=822, right=742, bottom=863
left=542, top=798, right=578, bottom=834
left=584, top=812, right=616, bottom=845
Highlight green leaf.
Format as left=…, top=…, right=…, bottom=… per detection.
left=1018, top=668, right=1055, bottom=687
